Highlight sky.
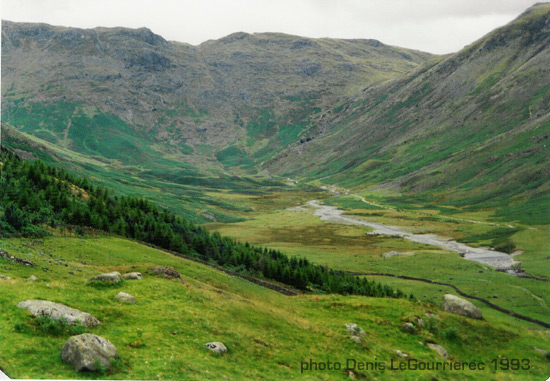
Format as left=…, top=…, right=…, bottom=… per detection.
left=0, top=0, right=543, bottom=54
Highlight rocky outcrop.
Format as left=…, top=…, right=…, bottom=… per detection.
left=149, top=266, right=180, bottom=279
left=115, top=292, right=136, bottom=304
left=17, top=300, right=100, bottom=327
left=204, top=342, right=227, bottom=354
left=89, top=272, right=122, bottom=283
left=442, top=294, right=483, bottom=319
left=0, top=249, right=36, bottom=267
left=61, top=334, right=117, bottom=371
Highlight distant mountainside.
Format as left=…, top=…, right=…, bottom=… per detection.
left=1, top=21, right=431, bottom=172
left=265, top=3, right=550, bottom=222
left=2, top=3, right=549, bottom=223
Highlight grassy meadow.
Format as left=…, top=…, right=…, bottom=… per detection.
left=205, top=191, right=550, bottom=325
left=1, top=236, right=549, bottom=380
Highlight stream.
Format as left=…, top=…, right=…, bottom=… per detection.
left=307, top=200, right=520, bottom=273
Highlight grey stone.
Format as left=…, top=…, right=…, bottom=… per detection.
left=394, top=349, right=409, bottom=358
left=28, top=275, right=38, bottom=281
left=123, top=272, right=142, bottom=280
left=442, top=294, right=482, bottom=319
left=115, top=292, right=136, bottom=304
left=0, top=274, right=11, bottom=280
left=401, top=322, right=416, bottom=334
left=61, top=334, right=117, bottom=371
left=17, top=300, right=100, bottom=327
left=204, top=342, right=227, bottom=354
left=427, top=343, right=449, bottom=359
left=345, top=323, right=366, bottom=337
left=89, top=272, right=122, bottom=283
left=349, top=336, right=363, bottom=344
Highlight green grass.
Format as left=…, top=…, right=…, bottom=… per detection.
left=206, top=193, right=550, bottom=324
left=1, top=235, right=549, bottom=380
left=215, top=145, right=255, bottom=169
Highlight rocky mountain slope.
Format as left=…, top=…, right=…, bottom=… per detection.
left=266, top=3, right=550, bottom=222
left=1, top=21, right=431, bottom=172
left=2, top=4, right=549, bottom=223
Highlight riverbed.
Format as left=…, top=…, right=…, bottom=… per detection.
left=307, top=200, right=518, bottom=271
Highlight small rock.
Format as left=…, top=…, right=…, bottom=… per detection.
left=350, top=336, right=363, bottom=344
left=394, top=349, right=409, bottom=358
left=0, top=274, right=11, bottom=280
left=61, top=334, right=117, bottom=372
left=28, top=275, right=38, bottom=281
left=115, top=292, right=137, bottom=304
left=427, top=343, right=448, bottom=359
left=442, top=294, right=482, bottom=319
left=533, top=347, right=550, bottom=360
left=123, top=272, right=142, bottom=280
left=345, top=323, right=366, bottom=337
left=89, top=272, right=122, bottom=283
left=17, top=300, right=100, bottom=327
left=204, top=342, right=227, bottom=354
left=401, top=322, right=416, bottom=334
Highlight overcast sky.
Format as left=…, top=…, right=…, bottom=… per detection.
left=1, top=0, right=542, bottom=54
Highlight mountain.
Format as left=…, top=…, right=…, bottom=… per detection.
left=1, top=21, right=431, bottom=172
left=265, top=3, right=550, bottom=223
left=2, top=4, right=549, bottom=224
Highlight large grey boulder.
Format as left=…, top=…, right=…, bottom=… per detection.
left=204, top=342, right=227, bottom=354
left=17, top=300, right=100, bottom=327
left=89, top=272, right=122, bottom=283
left=123, top=272, right=142, bottom=280
left=61, top=334, right=117, bottom=371
left=115, top=292, right=137, bottom=304
left=442, top=294, right=482, bottom=319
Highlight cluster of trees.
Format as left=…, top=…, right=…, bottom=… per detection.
left=0, top=148, right=411, bottom=298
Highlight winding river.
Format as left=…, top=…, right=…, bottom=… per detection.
left=307, top=200, right=518, bottom=271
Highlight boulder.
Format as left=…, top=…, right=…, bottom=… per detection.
left=61, top=334, right=117, bottom=372
left=115, top=292, right=136, bottom=304
left=204, top=342, right=227, bottom=354
left=427, top=343, right=449, bottom=359
left=442, top=294, right=482, bottom=319
left=123, top=272, right=142, bottom=280
left=89, top=272, right=122, bottom=283
left=345, top=323, right=366, bottom=337
left=17, top=300, right=100, bottom=327
left=149, top=266, right=180, bottom=279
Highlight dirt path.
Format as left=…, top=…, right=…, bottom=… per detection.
left=307, top=200, right=519, bottom=271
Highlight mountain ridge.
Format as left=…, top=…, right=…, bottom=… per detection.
left=2, top=3, right=549, bottom=222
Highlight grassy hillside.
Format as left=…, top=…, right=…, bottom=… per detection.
left=265, top=3, right=550, bottom=222
left=1, top=236, right=549, bottom=380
